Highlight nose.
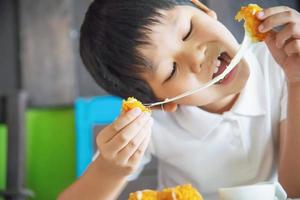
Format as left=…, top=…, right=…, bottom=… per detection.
left=181, top=45, right=207, bottom=73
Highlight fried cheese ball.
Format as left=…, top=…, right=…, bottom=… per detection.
left=128, top=184, right=203, bottom=200
left=122, top=97, right=151, bottom=113
left=235, top=4, right=270, bottom=42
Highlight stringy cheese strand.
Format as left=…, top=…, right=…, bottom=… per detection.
left=145, top=34, right=251, bottom=108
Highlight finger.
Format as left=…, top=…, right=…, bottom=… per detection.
left=107, top=112, right=151, bottom=152
left=259, top=10, right=299, bottom=33
left=284, top=40, right=300, bottom=56
left=257, top=6, right=292, bottom=20
left=128, top=126, right=152, bottom=167
left=264, top=31, right=288, bottom=66
left=111, top=108, right=142, bottom=132
left=276, top=23, right=300, bottom=48
left=116, top=118, right=153, bottom=165
left=101, top=108, right=142, bottom=142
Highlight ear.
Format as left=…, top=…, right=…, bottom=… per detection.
left=191, top=0, right=218, bottom=20
left=151, top=102, right=178, bottom=112
left=163, top=102, right=178, bottom=112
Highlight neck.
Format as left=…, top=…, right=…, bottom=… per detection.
left=200, top=93, right=240, bottom=114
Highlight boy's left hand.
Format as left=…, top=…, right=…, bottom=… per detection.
left=257, top=6, right=300, bottom=84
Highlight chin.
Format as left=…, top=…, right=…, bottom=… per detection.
left=233, top=60, right=250, bottom=89
left=200, top=62, right=249, bottom=107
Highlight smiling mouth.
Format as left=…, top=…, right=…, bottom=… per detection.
left=212, top=52, right=232, bottom=84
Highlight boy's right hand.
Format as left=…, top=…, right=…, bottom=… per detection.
left=96, top=108, right=153, bottom=176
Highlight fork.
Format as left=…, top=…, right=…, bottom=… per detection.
left=144, top=34, right=252, bottom=108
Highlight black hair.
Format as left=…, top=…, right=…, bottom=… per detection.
left=80, top=0, right=194, bottom=103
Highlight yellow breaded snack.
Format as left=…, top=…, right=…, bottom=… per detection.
left=122, top=97, right=151, bottom=113
left=235, top=4, right=269, bottom=42
left=128, top=184, right=203, bottom=200
left=160, top=184, right=203, bottom=200
left=128, top=190, right=157, bottom=200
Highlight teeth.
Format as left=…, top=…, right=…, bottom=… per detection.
left=214, top=67, right=219, bottom=73
left=212, top=58, right=221, bottom=76
left=216, top=59, right=221, bottom=67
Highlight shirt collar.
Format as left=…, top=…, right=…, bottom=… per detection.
left=171, top=47, right=266, bottom=137
left=173, top=105, right=223, bottom=138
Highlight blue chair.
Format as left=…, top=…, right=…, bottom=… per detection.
left=75, top=95, right=122, bottom=177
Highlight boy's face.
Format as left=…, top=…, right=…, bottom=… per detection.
left=140, top=5, right=250, bottom=110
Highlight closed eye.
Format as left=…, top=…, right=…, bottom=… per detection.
left=183, top=20, right=192, bottom=41
left=164, top=62, right=177, bottom=83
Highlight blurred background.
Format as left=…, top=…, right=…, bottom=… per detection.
left=0, top=0, right=299, bottom=200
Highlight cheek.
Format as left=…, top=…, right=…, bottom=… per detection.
left=175, top=87, right=224, bottom=106
left=170, top=77, right=223, bottom=105
left=152, top=77, right=196, bottom=100
left=158, top=74, right=217, bottom=103
left=172, top=74, right=204, bottom=93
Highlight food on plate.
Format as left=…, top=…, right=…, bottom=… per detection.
left=128, top=184, right=203, bottom=200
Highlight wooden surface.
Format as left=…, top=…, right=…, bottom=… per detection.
left=19, top=0, right=77, bottom=106
left=0, top=0, right=20, bottom=93
left=19, top=0, right=107, bottom=107
left=73, top=0, right=108, bottom=98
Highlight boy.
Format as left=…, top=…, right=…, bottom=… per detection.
left=59, top=0, right=300, bottom=199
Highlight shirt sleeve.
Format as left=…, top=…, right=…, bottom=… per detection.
left=280, top=81, right=288, bottom=121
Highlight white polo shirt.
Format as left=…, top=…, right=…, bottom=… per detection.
left=137, top=43, right=287, bottom=200
left=92, top=43, right=287, bottom=199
